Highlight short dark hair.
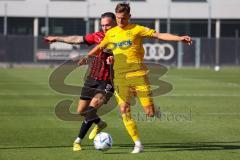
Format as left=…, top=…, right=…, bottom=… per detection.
left=115, top=3, right=130, bottom=14
left=101, top=12, right=116, bottom=21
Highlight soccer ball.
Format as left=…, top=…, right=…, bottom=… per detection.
left=93, top=132, right=113, bottom=151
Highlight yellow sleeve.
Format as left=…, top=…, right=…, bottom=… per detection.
left=99, top=34, right=109, bottom=49
left=138, top=25, right=156, bottom=38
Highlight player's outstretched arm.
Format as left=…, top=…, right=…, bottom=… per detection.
left=44, top=36, right=84, bottom=44
left=152, top=32, right=192, bottom=45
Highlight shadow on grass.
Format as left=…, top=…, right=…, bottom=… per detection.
left=112, top=141, right=240, bottom=152
left=1, top=141, right=240, bottom=154
left=0, top=144, right=95, bottom=150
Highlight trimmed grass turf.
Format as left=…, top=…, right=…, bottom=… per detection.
left=0, top=67, right=240, bottom=160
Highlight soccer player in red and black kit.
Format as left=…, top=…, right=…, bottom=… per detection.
left=44, top=12, right=116, bottom=151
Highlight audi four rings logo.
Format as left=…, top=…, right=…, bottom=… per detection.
left=143, top=43, right=175, bottom=61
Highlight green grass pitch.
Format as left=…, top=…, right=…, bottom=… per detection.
left=0, top=67, right=240, bottom=160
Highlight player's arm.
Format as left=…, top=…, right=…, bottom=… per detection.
left=85, top=35, right=109, bottom=58
left=77, top=45, right=103, bottom=66
left=44, top=36, right=84, bottom=44
left=78, top=33, right=109, bottom=66
left=152, top=32, right=192, bottom=45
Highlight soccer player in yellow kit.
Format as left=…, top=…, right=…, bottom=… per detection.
left=86, top=3, right=192, bottom=153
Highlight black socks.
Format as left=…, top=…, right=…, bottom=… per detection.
left=78, top=106, right=101, bottom=139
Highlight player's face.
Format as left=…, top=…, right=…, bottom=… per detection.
left=116, top=12, right=130, bottom=28
left=101, top=17, right=115, bottom=33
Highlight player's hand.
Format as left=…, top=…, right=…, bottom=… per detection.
left=180, top=36, right=192, bottom=45
left=106, top=56, right=114, bottom=65
left=77, top=56, right=88, bottom=66
left=44, top=36, right=57, bottom=43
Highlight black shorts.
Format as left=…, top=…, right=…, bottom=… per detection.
left=80, top=78, right=114, bottom=104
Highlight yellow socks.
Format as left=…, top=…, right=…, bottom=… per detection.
left=122, top=112, right=140, bottom=142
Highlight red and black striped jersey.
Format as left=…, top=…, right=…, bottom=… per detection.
left=83, top=31, right=113, bottom=81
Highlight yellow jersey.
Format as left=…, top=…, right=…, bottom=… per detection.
left=99, top=24, right=155, bottom=79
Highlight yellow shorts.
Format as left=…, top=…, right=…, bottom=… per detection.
left=114, top=75, right=153, bottom=107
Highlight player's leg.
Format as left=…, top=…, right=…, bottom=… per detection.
left=73, top=79, right=97, bottom=151
left=134, top=75, right=159, bottom=117
left=88, top=81, right=114, bottom=139
left=77, top=99, right=90, bottom=113
left=115, top=80, right=143, bottom=153
left=73, top=99, right=91, bottom=151
left=74, top=95, right=108, bottom=149
left=88, top=93, right=108, bottom=140
left=119, top=101, right=143, bottom=153
left=138, top=92, right=155, bottom=117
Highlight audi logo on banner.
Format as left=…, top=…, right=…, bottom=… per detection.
left=143, top=43, right=175, bottom=61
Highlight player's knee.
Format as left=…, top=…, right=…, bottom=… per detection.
left=144, top=106, right=155, bottom=117
left=90, top=94, right=106, bottom=108
left=119, top=103, right=130, bottom=114
left=77, top=106, right=85, bottom=114
left=77, top=100, right=90, bottom=114
left=147, top=110, right=155, bottom=117
left=90, top=99, right=100, bottom=108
